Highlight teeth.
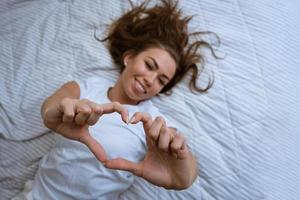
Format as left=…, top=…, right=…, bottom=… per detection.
left=136, top=80, right=146, bottom=93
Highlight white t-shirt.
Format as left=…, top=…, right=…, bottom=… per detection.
left=30, top=77, right=176, bottom=200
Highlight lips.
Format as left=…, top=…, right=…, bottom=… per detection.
left=134, top=79, right=147, bottom=94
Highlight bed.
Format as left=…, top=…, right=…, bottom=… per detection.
left=1, top=0, right=300, bottom=199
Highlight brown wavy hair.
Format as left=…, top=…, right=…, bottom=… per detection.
left=97, top=0, right=219, bottom=94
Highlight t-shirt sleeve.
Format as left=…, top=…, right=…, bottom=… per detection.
left=74, top=77, right=104, bottom=99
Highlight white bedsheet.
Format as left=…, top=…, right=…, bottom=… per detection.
left=1, top=0, right=300, bottom=199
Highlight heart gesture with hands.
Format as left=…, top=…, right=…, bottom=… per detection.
left=43, top=98, right=129, bottom=163
left=43, top=98, right=197, bottom=190
left=104, top=112, right=198, bottom=190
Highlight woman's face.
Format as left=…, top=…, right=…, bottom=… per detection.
left=115, top=47, right=176, bottom=104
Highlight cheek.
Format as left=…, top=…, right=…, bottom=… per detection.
left=120, top=70, right=132, bottom=88
left=133, top=59, right=148, bottom=73
left=122, top=64, right=136, bottom=78
left=150, top=84, right=163, bottom=95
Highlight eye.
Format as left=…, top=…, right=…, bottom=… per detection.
left=158, top=79, right=166, bottom=85
left=145, top=61, right=153, bottom=70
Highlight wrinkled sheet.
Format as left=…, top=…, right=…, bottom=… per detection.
left=1, top=0, right=300, bottom=199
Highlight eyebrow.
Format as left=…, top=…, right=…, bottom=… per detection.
left=148, top=56, right=171, bottom=81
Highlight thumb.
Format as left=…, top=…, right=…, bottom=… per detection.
left=80, top=134, right=107, bottom=163
left=104, top=158, right=143, bottom=177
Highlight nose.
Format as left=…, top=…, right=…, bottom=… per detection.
left=144, top=72, right=156, bottom=87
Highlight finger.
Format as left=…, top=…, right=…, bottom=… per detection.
left=170, top=133, right=183, bottom=152
left=85, top=104, right=103, bottom=125
left=74, top=104, right=91, bottom=125
left=149, top=116, right=166, bottom=141
left=176, top=142, right=189, bottom=159
left=79, top=134, right=107, bottom=163
left=104, top=158, right=143, bottom=176
left=168, top=127, right=177, bottom=140
left=60, top=98, right=76, bottom=123
left=157, top=125, right=171, bottom=152
left=101, top=102, right=129, bottom=123
left=85, top=112, right=101, bottom=125
left=129, top=112, right=152, bottom=130
left=170, top=134, right=186, bottom=159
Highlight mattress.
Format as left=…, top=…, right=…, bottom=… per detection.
left=1, top=0, right=300, bottom=199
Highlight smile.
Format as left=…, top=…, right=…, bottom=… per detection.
left=135, top=79, right=147, bottom=94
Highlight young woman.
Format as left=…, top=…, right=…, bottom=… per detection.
left=22, top=0, right=217, bottom=199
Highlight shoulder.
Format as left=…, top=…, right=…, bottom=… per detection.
left=74, top=77, right=113, bottom=99
left=75, top=76, right=112, bottom=88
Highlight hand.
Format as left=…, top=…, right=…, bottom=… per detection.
left=43, top=98, right=129, bottom=163
left=104, top=112, right=198, bottom=190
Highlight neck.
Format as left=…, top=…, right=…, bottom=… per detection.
left=108, top=80, right=139, bottom=105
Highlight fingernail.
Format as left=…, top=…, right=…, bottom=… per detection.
left=129, top=116, right=135, bottom=123
left=124, top=115, right=128, bottom=124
